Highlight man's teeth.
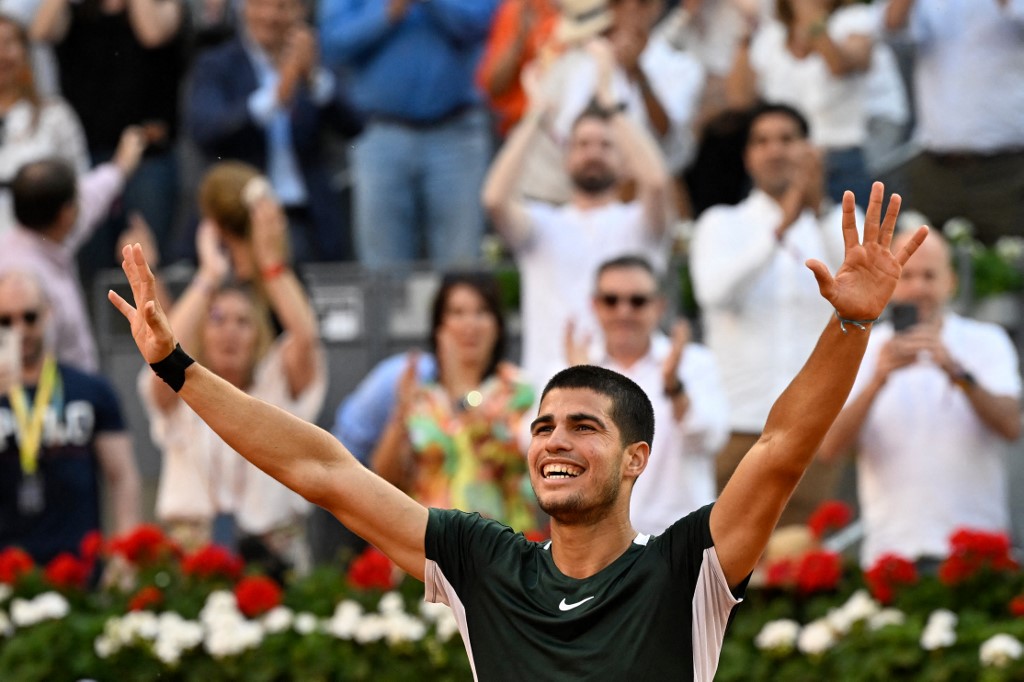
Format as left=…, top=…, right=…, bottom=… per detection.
left=543, top=464, right=582, bottom=479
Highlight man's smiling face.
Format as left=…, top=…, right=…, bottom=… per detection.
left=528, top=387, right=640, bottom=525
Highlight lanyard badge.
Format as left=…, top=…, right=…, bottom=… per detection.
left=10, top=356, right=58, bottom=515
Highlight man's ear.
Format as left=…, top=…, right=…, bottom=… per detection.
left=623, top=441, right=650, bottom=481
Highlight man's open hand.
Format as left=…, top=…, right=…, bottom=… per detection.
left=806, top=182, right=928, bottom=322
left=107, top=244, right=177, bottom=364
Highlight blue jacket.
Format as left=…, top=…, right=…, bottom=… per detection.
left=186, top=38, right=363, bottom=253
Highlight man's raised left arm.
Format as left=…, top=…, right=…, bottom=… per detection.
left=709, top=183, right=927, bottom=588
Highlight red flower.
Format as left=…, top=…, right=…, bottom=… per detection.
left=348, top=547, right=396, bottom=591
left=938, top=528, right=1017, bottom=586
left=45, top=552, right=91, bottom=590
left=795, top=550, right=842, bottom=594
left=234, top=575, right=282, bottom=618
left=865, top=554, right=918, bottom=605
left=128, top=586, right=164, bottom=612
left=524, top=530, right=548, bottom=543
left=1009, top=595, right=1024, bottom=618
left=0, top=547, right=34, bottom=584
left=807, top=500, right=853, bottom=540
left=182, top=545, right=244, bottom=581
left=79, top=531, right=105, bottom=563
left=109, top=525, right=179, bottom=566
left=764, top=558, right=796, bottom=588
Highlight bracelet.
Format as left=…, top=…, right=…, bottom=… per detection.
left=150, top=343, right=195, bottom=392
left=834, top=310, right=878, bottom=334
left=261, top=262, right=287, bottom=280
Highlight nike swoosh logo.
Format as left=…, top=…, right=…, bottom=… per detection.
left=558, top=596, right=595, bottom=612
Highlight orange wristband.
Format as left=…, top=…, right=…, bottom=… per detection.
left=261, top=262, right=287, bottom=280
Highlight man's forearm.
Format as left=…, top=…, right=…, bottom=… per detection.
left=884, top=0, right=915, bottom=32
left=960, top=385, right=1022, bottom=441
left=178, top=363, right=350, bottom=504
left=481, top=109, right=544, bottom=236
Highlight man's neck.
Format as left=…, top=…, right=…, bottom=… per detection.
left=571, top=190, right=617, bottom=211
left=548, top=511, right=637, bottom=579
left=606, top=340, right=651, bottom=369
left=20, top=362, right=44, bottom=387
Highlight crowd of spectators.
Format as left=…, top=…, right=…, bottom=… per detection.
left=0, top=0, right=1022, bottom=582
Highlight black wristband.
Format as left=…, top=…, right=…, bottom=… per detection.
left=150, top=343, right=195, bottom=392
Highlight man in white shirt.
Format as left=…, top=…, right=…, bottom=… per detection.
left=820, top=231, right=1021, bottom=568
left=482, top=38, right=673, bottom=389
left=566, top=255, right=729, bottom=534
left=691, top=102, right=846, bottom=526
left=884, top=0, right=1024, bottom=245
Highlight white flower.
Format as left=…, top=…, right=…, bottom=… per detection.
left=384, top=613, right=427, bottom=645
left=868, top=608, right=906, bottom=631
left=205, top=619, right=263, bottom=659
left=10, top=592, right=70, bottom=627
left=122, top=610, right=159, bottom=641
left=0, top=584, right=11, bottom=603
left=202, top=590, right=238, bottom=615
left=995, top=236, right=1024, bottom=262
left=0, top=609, right=12, bottom=638
left=754, top=619, right=800, bottom=652
left=378, top=592, right=405, bottom=616
left=797, top=620, right=836, bottom=656
left=827, top=590, right=880, bottom=635
left=94, top=635, right=117, bottom=659
left=920, top=610, right=958, bottom=651
left=435, top=610, right=460, bottom=642
left=294, top=612, right=318, bottom=635
left=262, top=606, right=294, bottom=634
left=980, top=634, right=1024, bottom=668
left=326, top=600, right=363, bottom=640
left=419, top=601, right=452, bottom=622
left=353, top=613, right=386, bottom=644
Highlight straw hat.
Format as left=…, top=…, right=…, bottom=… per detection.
left=555, top=0, right=613, bottom=45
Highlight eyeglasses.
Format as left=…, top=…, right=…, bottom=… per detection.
left=596, top=293, right=656, bottom=310
left=0, top=309, right=40, bottom=328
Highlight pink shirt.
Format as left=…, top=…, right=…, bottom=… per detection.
left=0, top=163, right=124, bottom=372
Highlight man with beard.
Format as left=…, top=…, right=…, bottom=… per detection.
left=482, top=38, right=673, bottom=389
left=690, top=102, right=848, bottom=526
left=111, top=183, right=927, bottom=680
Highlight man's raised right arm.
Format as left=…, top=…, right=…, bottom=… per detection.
left=109, top=244, right=428, bottom=579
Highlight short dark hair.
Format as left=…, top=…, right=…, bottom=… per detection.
left=12, top=159, right=77, bottom=230
left=429, top=271, right=508, bottom=380
left=541, top=365, right=655, bottom=447
left=744, top=102, right=811, bottom=148
left=596, top=254, right=659, bottom=283
left=570, top=100, right=614, bottom=135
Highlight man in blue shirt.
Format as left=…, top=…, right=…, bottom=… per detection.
left=319, top=0, right=500, bottom=268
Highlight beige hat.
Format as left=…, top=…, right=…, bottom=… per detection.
left=555, top=0, right=613, bottom=45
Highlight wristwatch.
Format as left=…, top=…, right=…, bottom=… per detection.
left=951, top=368, right=977, bottom=390
left=664, top=376, right=686, bottom=398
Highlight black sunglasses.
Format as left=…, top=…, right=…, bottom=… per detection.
left=0, top=310, right=40, bottom=328
left=597, top=293, right=655, bottom=310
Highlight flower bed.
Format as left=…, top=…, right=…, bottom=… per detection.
left=0, top=528, right=470, bottom=681
left=4, top=511, right=1024, bottom=679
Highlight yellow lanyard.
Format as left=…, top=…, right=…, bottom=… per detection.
left=9, top=356, right=58, bottom=476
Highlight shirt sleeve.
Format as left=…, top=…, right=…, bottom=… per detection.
left=424, top=507, right=516, bottom=602
left=86, top=372, right=127, bottom=434
left=966, top=323, right=1022, bottom=398
left=691, top=205, right=779, bottom=309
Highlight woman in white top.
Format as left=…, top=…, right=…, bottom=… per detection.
left=0, top=13, right=87, bottom=230
left=139, top=177, right=326, bottom=576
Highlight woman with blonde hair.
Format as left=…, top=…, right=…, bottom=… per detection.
left=138, top=187, right=325, bottom=575
left=0, top=13, right=88, bottom=229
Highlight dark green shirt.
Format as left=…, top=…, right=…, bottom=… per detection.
left=424, top=503, right=744, bottom=681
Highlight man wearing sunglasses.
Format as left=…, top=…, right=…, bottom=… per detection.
left=0, top=270, right=141, bottom=567
left=565, top=255, right=729, bottom=534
